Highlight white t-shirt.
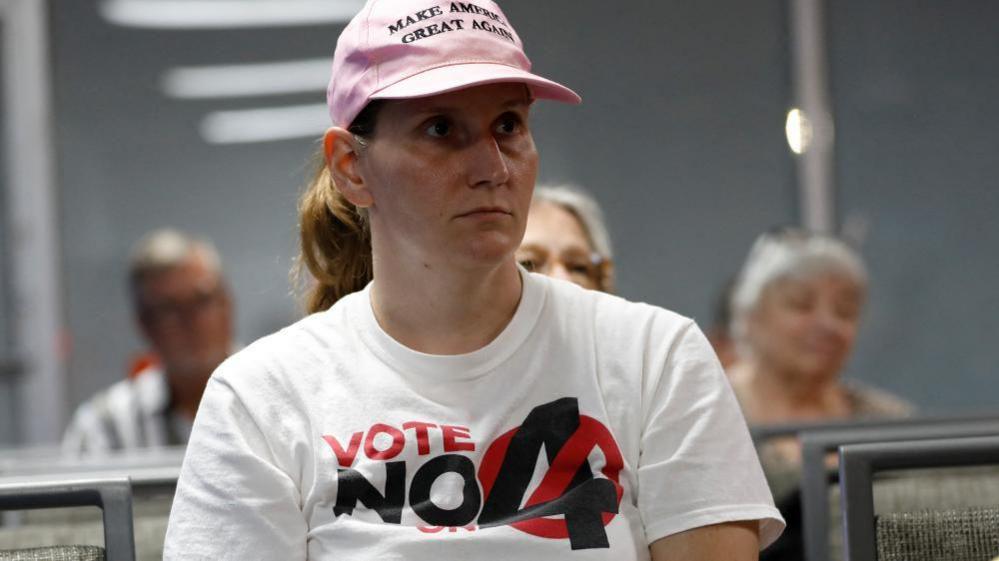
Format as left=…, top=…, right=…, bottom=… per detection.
left=164, top=272, right=783, bottom=560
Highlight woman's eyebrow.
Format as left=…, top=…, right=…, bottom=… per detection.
left=409, top=99, right=529, bottom=115
left=407, top=105, right=452, bottom=118
left=502, top=98, right=532, bottom=110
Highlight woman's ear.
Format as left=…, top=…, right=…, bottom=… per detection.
left=324, top=127, right=374, bottom=208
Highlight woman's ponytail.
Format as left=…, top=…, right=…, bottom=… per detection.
left=294, top=151, right=372, bottom=313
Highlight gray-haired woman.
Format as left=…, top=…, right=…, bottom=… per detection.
left=727, top=227, right=912, bottom=503
left=518, top=184, right=615, bottom=292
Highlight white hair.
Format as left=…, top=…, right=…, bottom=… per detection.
left=129, top=228, right=222, bottom=302
left=532, top=184, right=613, bottom=260
left=729, top=228, right=867, bottom=348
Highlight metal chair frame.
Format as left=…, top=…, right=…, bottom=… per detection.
left=751, top=413, right=999, bottom=444
left=797, top=418, right=999, bottom=561
left=838, top=435, right=999, bottom=561
left=0, top=475, right=136, bottom=561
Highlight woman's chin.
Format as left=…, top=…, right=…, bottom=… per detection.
left=794, top=360, right=845, bottom=384
left=457, top=234, right=519, bottom=265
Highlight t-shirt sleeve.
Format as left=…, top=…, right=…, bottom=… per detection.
left=637, top=321, right=785, bottom=549
left=163, top=372, right=307, bottom=561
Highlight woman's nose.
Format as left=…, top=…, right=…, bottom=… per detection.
left=467, top=136, right=510, bottom=188
left=815, top=306, right=852, bottom=336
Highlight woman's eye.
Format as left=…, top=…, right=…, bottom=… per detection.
left=518, top=258, right=538, bottom=272
left=788, top=298, right=812, bottom=311
left=780, top=291, right=813, bottom=312
left=425, top=118, right=451, bottom=138
left=495, top=113, right=522, bottom=135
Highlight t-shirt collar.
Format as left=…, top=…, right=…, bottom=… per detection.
left=347, top=266, right=546, bottom=381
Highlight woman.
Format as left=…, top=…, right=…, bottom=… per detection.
left=164, top=1, right=782, bottom=559
left=725, top=228, right=912, bottom=560
left=517, top=184, right=615, bottom=292
left=727, top=228, right=912, bottom=430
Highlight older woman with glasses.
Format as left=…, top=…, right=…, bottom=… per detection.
left=517, top=184, right=615, bottom=292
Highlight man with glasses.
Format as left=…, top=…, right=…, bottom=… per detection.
left=63, top=229, right=235, bottom=453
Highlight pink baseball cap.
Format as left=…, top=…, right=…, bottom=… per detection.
left=326, top=0, right=581, bottom=128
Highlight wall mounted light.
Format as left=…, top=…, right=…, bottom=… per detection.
left=785, top=107, right=813, bottom=155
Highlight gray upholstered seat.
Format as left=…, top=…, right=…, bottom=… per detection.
left=839, top=436, right=999, bottom=561
left=0, top=516, right=167, bottom=561
left=0, top=545, right=105, bottom=561
left=876, top=506, right=999, bottom=561
left=798, top=420, right=999, bottom=561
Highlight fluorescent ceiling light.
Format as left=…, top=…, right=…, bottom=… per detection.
left=99, top=0, right=364, bottom=29
left=200, top=103, right=328, bottom=144
left=163, top=58, right=330, bottom=99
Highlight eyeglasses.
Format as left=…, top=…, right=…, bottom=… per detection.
left=516, top=246, right=605, bottom=283
left=141, top=286, right=225, bottom=326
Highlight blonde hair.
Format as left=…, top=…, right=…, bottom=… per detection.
left=294, top=150, right=372, bottom=314
left=293, top=101, right=385, bottom=313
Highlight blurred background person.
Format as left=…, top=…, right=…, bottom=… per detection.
left=62, top=229, right=234, bottom=453
left=726, top=227, right=913, bottom=561
left=517, top=184, right=615, bottom=292
left=727, top=227, right=912, bottom=429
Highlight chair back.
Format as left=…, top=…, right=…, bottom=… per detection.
left=839, top=435, right=999, bottom=561
left=798, top=418, right=999, bottom=561
left=875, top=506, right=999, bottom=561
left=0, top=545, right=106, bottom=561
left=0, top=476, right=135, bottom=561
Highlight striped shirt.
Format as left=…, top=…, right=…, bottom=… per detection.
left=62, top=364, right=192, bottom=454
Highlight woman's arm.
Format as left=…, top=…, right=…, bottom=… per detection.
left=163, top=374, right=308, bottom=560
left=634, top=320, right=783, bottom=553
left=650, top=521, right=760, bottom=561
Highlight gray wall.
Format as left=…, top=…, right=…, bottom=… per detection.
left=507, top=0, right=797, bottom=314
left=30, top=0, right=999, bottom=442
left=51, top=1, right=331, bottom=414
left=828, top=0, right=999, bottom=412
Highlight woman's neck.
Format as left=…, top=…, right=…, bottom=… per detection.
left=369, top=256, right=523, bottom=355
left=729, top=358, right=851, bottom=424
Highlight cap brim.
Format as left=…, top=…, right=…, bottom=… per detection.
left=370, top=62, right=581, bottom=105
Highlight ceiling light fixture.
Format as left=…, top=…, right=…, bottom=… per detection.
left=200, top=103, right=328, bottom=144
left=99, top=0, right=363, bottom=29
left=162, top=58, right=330, bottom=99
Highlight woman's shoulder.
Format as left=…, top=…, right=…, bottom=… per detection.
left=538, top=272, right=691, bottom=326
left=535, top=272, right=701, bottom=356
left=548, top=279, right=694, bottom=331
left=844, top=381, right=917, bottom=418
left=212, top=301, right=360, bottom=389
